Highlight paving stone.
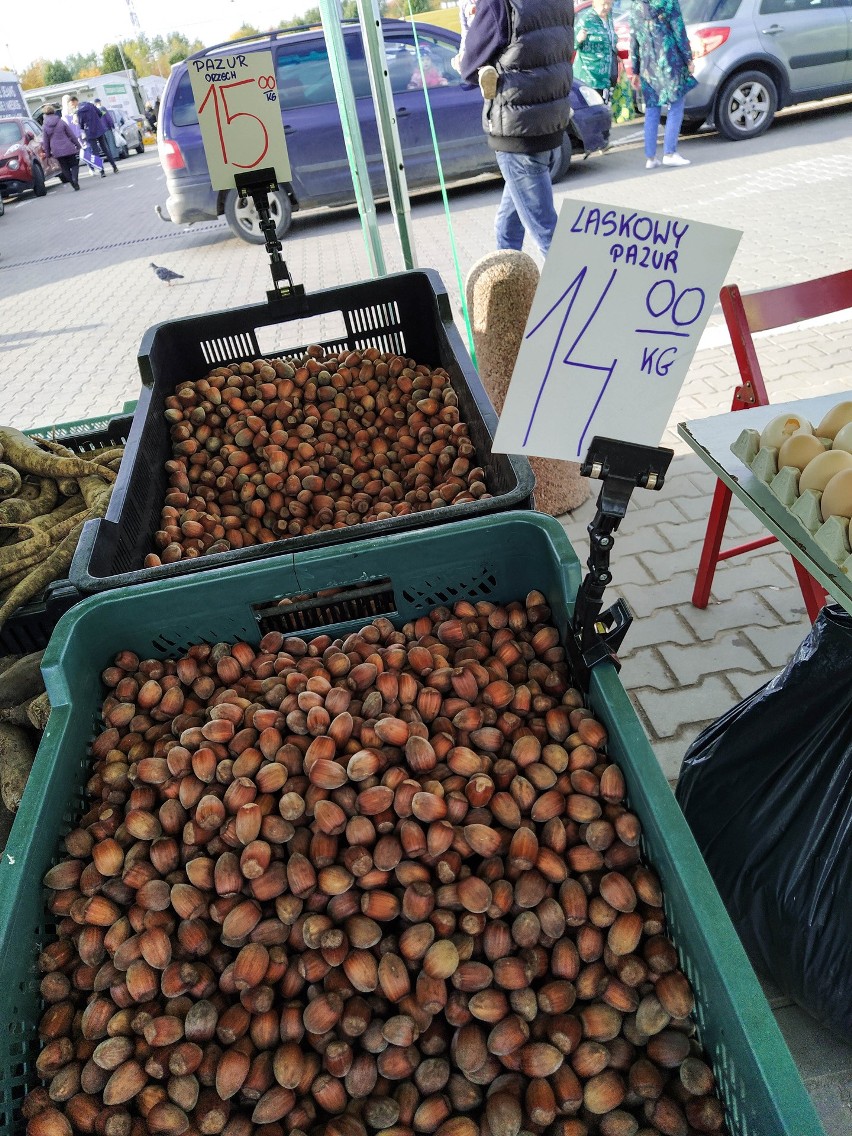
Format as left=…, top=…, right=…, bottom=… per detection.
left=677, top=590, right=782, bottom=641
left=658, top=634, right=766, bottom=686
left=649, top=516, right=718, bottom=554
left=615, top=646, right=677, bottom=693
left=773, top=1003, right=852, bottom=1081
left=646, top=734, right=695, bottom=781
left=698, top=554, right=797, bottom=603
left=631, top=675, right=738, bottom=739
left=742, top=622, right=812, bottom=670
left=726, top=668, right=770, bottom=701
left=759, top=581, right=817, bottom=626
left=616, top=608, right=697, bottom=651
left=619, top=573, right=705, bottom=619
left=587, top=528, right=674, bottom=564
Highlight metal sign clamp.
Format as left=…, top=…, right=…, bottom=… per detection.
left=568, top=435, right=674, bottom=693
left=234, top=169, right=307, bottom=311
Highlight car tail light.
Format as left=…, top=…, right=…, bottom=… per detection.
left=160, top=140, right=186, bottom=171
left=689, top=26, right=731, bottom=58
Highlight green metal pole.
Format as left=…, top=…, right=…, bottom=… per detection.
left=359, top=0, right=417, bottom=270
left=319, top=0, right=386, bottom=277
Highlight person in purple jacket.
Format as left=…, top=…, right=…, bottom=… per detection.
left=42, top=104, right=82, bottom=191
left=68, top=96, right=119, bottom=174
left=461, top=0, right=573, bottom=258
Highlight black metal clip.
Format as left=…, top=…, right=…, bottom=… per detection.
left=234, top=169, right=307, bottom=311
left=568, top=436, right=674, bottom=692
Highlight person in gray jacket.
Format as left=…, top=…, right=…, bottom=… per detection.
left=461, top=0, right=573, bottom=257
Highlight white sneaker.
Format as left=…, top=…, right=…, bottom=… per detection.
left=478, top=65, right=498, bottom=99
left=662, top=152, right=690, bottom=167
left=645, top=157, right=660, bottom=169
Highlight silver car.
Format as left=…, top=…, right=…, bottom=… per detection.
left=681, top=0, right=852, bottom=139
left=113, top=115, right=145, bottom=159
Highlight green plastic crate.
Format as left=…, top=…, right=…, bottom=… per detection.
left=0, top=513, right=826, bottom=1136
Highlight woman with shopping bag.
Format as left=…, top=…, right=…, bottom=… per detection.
left=42, top=104, right=81, bottom=191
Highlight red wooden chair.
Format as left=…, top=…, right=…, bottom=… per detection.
left=693, top=269, right=852, bottom=622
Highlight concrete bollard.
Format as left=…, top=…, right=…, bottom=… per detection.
left=466, top=250, right=590, bottom=515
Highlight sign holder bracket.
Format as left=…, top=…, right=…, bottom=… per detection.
left=235, top=168, right=307, bottom=312
left=568, top=435, right=674, bottom=693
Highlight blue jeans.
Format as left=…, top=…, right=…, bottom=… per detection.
left=494, top=148, right=561, bottom=258
left=644, top=96, right=686, bottom=159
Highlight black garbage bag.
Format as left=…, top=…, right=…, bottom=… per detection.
left=676, top=603, right=852, bottom=1042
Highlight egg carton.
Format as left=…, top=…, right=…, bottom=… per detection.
left=731, top=427, right=852, bottom=575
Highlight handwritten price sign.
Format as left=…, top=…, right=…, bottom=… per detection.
left=492, top=200, right=741, bottom=462
left=189, top=50, right=291, bottom=191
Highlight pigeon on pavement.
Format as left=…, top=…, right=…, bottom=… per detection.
left=150, top=262, right=184, bottom=286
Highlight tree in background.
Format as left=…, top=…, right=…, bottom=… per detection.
left=67, top=51, right=99, bottom=77
left=45, top=60, right=73, bottom=84
left=20, top=60, right=48, bottom=89
left=231, top=24, right=261, bottom=39
left=102, top=44, right=125, bottom=73
left=278, top=7, right=320, bottom=29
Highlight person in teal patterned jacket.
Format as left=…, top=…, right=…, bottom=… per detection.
left=630, top=0, right=696, bottom=168
left=574, top=0, right=618, bottom=102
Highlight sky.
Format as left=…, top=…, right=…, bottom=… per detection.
left=3, top=0, right=310, bottom=72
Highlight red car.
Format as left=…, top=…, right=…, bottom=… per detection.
left=0, top=116, right=61, bottom=199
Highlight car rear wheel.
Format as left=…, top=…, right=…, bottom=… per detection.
left=0, top=197, right=4, bottom=217
left=224, top=186, right=293, bottom=244
left=551, top=134, right=574, bottom=183
left=135, top=141, right=144, bottom=154
left=32, top=163, right=47, bottom=197
left=716, top=69, right=777, bottom=141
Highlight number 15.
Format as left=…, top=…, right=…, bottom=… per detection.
left=198, top=79, right=270, bottom=169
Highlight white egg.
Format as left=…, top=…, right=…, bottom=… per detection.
left=831, top=421, right=852, bottom=456
left=816, top=401, right=852, bottom=440
left=759, top=412, right=812, bottom=450
left=777, top=434, right=825, bottom=472
left=821, top=469, right=852, bottom=521
left=799, top=449, right=852, bottom=493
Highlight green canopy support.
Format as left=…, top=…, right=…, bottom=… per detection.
left=358, top=0, right=417, bottom=270
left=320, top=0, right=387, bottom=277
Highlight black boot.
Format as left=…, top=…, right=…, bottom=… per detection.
left=72, top=179, right=80, bottom=190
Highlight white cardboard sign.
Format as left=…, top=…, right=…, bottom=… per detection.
left=492, top=199, right=742, bottom=462
left=188, top=50, right=291, bottom=190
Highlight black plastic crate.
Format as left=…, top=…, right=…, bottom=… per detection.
left=69, top=270, right=535, bottom=595
left=0, top=414, right=134, bottom=656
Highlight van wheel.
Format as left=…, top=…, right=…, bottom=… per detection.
left=32, top=163, right=47, bottom=197
left=550, top=134, right=574, bottom=183
left=136, top=141, right=145, bottom=154
left=224, top=187, right=292, bottom=244
left=716, top=70, right=777, bottom=140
